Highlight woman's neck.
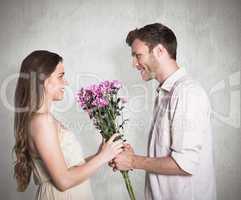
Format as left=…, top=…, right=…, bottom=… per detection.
left=36, top=98, right=52, bottom=114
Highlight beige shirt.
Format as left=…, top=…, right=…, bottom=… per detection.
left=145, top=68, right=216, bottom=200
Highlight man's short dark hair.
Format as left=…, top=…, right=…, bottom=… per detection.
left=126, top=23, right=177, bottom=60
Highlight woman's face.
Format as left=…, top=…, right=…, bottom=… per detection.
left=44, top=62, right=68, bottom=101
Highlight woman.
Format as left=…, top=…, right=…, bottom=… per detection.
left=13, top=50, right=123, bottom=199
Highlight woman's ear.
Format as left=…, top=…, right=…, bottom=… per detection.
left=43, top=78, right=48, bottom=89
left=43, top=77, right=51, bottom=94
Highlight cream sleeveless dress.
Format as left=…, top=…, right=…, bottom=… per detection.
left=31, top=124, right=94, bottom=200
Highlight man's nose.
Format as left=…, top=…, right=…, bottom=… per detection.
left=132, top=57, right=139, bottom=68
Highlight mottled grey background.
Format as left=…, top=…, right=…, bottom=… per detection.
left=0, top=0, right=240, bottom=199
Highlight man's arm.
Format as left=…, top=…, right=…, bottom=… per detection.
left=114, top=83, right=210, bottom=176
left=132, top=154, right=190, bottom=175
left=114, top=145, right=190, bottom=176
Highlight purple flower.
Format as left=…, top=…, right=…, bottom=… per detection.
left=111, top=80, right=122, bottom=89
left=92, top=97, right=109, bottom=108
left=76, top=88, right=94, bottom=108
left=75, top=80, right=134, bottom=200
left=76, top=80, right=123, bottom=109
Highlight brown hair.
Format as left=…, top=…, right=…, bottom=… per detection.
left=126, top=23, right=177, bottom=60
left=13, top=50, right=63, bottom=191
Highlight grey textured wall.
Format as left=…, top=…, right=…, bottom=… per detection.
left=0, top=0, right=240, bottom=199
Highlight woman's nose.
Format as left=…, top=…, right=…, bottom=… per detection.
left=64, top=79, right=69, bottom=85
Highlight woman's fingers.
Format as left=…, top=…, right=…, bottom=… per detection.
left=114, top=144, right=124, bottom=152
left=123, top=143, right=132, bottom=150
left=107, top=133, right=120, bottom=144
left=112, top=140, right=124, bottom=147
left=112, top=140, right=124, bottom=154
left=117, top=148, right=124, bottom=154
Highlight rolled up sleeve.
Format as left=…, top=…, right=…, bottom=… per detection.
left=170, top=84, right=210, bottom=175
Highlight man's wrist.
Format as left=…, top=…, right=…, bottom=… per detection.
left=131, top=154, right=139, bottom=170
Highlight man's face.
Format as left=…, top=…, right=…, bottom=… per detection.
left=131, top=39, right=158, bottom=81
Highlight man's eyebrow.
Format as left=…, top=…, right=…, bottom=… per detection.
left=131, top=52, right=136, bottom=56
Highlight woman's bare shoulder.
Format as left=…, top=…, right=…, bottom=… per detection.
left=29, top=113, right=57, bottom=136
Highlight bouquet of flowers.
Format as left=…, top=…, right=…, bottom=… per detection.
left=75, top=80, right=136, bottom=200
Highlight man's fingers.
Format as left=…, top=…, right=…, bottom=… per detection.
left=108, top=161, right=113, bottom=167
left=109, top=163, right=115, bottom=168
left=109, top=159, right=114, bottom=164
left=108, top=159, right=115, bottom=164
left=108, top=162, right=115, bottom=169
left=113, top=157, right=118, bottom=163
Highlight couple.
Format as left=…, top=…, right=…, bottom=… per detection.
left=13, top=23, right=216, bottom=200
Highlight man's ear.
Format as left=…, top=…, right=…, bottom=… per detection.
left=152, top=44, right=165, bottom=59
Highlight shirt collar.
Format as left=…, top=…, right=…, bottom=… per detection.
left=156, top=67, right=187, bottom=93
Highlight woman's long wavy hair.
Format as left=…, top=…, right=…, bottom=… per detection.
left=13, top=50, right=63, bottom=191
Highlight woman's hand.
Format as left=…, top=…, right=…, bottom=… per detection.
left=98, top=134, right=124, bottom=163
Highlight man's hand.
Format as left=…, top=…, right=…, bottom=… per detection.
left=109, top=143, right=135, bottom=171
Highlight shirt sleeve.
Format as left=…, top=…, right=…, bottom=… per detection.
left=170, top=83, right=210, bottom=175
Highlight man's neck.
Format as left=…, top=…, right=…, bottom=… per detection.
left=155, top=60, right=179, bottom=84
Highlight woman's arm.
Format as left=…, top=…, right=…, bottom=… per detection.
left=84, top=138, right=104, bottom=162
left=30, top=114, right=123, bottom=191
left=84, top=154, right=97, bottom=162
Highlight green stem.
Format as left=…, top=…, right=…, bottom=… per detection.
left=121, top=171, right=136, bottom=200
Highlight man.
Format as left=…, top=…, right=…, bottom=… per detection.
left=111, top=23, right=216, bottom=200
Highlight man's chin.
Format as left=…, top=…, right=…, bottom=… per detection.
left=141, top=75, right=153, bottom=81
left=140, top=71, right=155, bottom=81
